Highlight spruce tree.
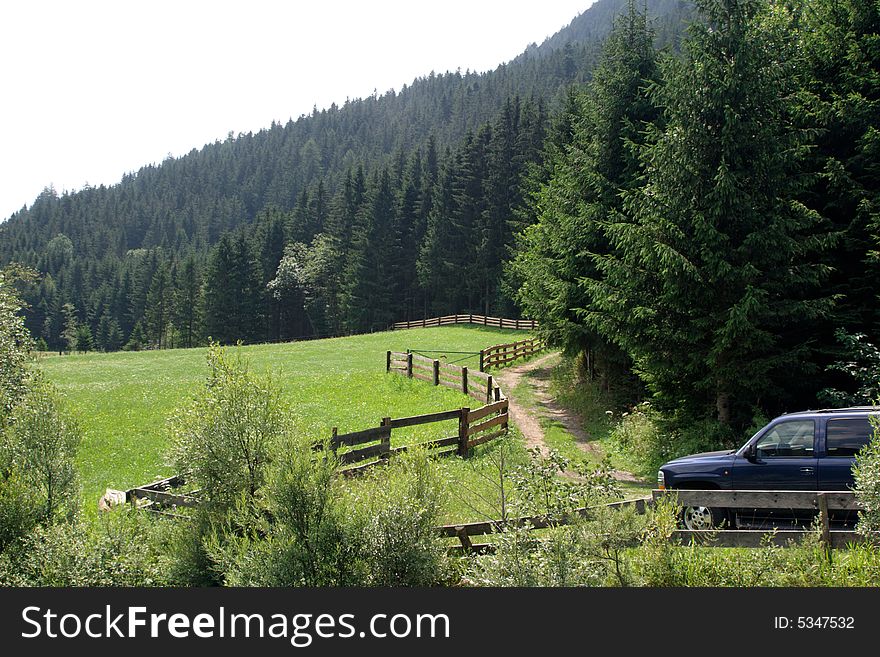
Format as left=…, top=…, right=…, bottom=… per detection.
left=510, top=1, right=659, bottom=377
left=591, top=0, right=833, bottom=424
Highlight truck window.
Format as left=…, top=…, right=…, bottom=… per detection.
left=756, top=420, right=815, bottom=457
left=826, top=418, right=875, bottom=457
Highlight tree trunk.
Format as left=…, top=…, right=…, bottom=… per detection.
left=716, top=391, right=731, bottom=425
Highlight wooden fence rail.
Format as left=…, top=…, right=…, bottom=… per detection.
left=391, top=314, right=538, bottom=331
left=480, top=337, right=545, bottom=371
left=439, top=497, right=652, bottom=554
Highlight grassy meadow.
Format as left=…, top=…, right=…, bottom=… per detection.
left=39, top=325, right=531, bottom=516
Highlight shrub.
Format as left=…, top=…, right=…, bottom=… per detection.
left=4, top=378, right=81, bottom=524
left=169, top=344, right=285, bottom=512
left=853, top=416, right=880, bottom=537
left=358, top=449, right=448, bottom=586
left=608, top=405, right=739, bottom=476
left=0, top=511, right=172, bottom=586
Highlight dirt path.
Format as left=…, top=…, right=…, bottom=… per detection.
left=495, top=352, right=642, bottom=483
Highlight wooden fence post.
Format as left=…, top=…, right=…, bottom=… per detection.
left=486, top=375, right=493, bottom=404
left=380, top=417, right=392, bottom=461
left=386, top=350, right=391, bottom=372
left=479, top=350, right=485, bottom=372
left=817, top=492, right=833, bottom=560
left=461, top=366, right=468, bottom=396
left=458, top=408, right=470, bottom=457
left=407, top=352, right=413, bottom=378
left=433, top=359, right=440, bottom=386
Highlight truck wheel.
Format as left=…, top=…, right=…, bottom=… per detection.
left=681, top=505, right=724, bottom=531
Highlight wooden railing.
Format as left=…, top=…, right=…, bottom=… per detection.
left=653, top=489, right=867, bottom=549
left=439, top=497, right=651, bottom=554
left=392, top=314, right=538, bottom=331
left=480, top=337, right=545, bottom=371
left=387, top=350, right=503, bottom=402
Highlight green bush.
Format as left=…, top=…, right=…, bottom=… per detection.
left=608, top=404, right=740, bottom=476
left=169, top=344, right=285, bottom=512
left=0, top=511, right=172, bottom=586
left=207, top=443, right=449, bottom=587
left=358, top=449, right=449, bottom=586
left=853, top=417, right=880, bottom=536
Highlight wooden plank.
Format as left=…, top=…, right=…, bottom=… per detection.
left=438, top=379, right=464, bottom=392
left=389, top=351, right=409, bottom=359
left=410, top=353, right=434, bottom=365
left=411, top=370, right=433, bottom=383
left=446, top=543, right=496, bottom=555
left=130, top=488, right=200, bottom=508
left=458, top=407, right=470, bottom=457
left=468, top=369, right=490, bottom=382
left=340, top=460, right=384, bottom=477
left=337, top=441, right=389, bottom=465
left=435, top=497, right=651, bottom=538
left=388, top=409, right=462, bottom=429
left=421, top=435, right=461, bottom=449
left=138, top=474, right=186, bottom=491
left=468, top=428, right=507, bottom=448
left=332, top=425, right=390, bottom=448
left=655, top=489, right=859, bottom=511
left=467, top=413, right=508, bottom=437
left=390, top=443, right=459, bottom=458
left=467, top=389, right=490, bottom=403
left=467, top=400, right=508, bottom=423
left=818, top=492, right=832, bottom=553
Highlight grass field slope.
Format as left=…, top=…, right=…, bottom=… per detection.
left=40, top=326, right=529, bottom=507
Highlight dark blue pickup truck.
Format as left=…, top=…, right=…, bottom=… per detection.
left=657, top=407, right=879, bottom=530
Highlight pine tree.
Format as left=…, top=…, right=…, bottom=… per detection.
left=591, top=0, right=833, bottom=424
left=801, top=0, right=880, bottom=338
left=510, top=1, right=659, bottom=378
left=144, top=261, right=172, bottom=348
left=202, top=231, right=264, bottom=344
left=172, top=254, right=202, bottom=349
left=60, top=303, right=78, bottom=354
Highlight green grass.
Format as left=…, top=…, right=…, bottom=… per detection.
left=39, top=326, right=530, bottom=510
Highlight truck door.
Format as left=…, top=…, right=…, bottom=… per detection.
left=732, top=419, right=818, bottom=489
left=818, top=417, right=873, bottom=491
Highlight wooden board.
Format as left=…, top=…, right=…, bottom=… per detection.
left=468, top=400, right=509, bottom=423
left=467, top=413, right=508, bottom=436
left=332, top=425, right=391, bottom=448
left=388, top=409, right=462, bottom=429
left=673, top=529, right=865, bottom=548
left=337, top=442, right=390, bottom=465
left=655, top=489, right=859, bottom=511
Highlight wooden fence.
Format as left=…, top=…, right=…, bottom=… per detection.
left=392, top=314, right=538, bottom=331
left=387, top=350, right=504, bottom=402
left=439, top=497, right=651, bottom=554
left=322, top=402, right=507, bottom=476
left=438, top=489, right=877, bottom=554
left=480, top=337, right=545, bottom=371
left=119, top=401, right=510, bottom=511
left=653, top=489, right=868, bottom=549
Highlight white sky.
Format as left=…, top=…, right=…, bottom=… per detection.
left=0, top=0, right=594, bottom=221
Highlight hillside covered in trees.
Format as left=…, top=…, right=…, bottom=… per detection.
left=0, top=0, right=690, bottom=351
